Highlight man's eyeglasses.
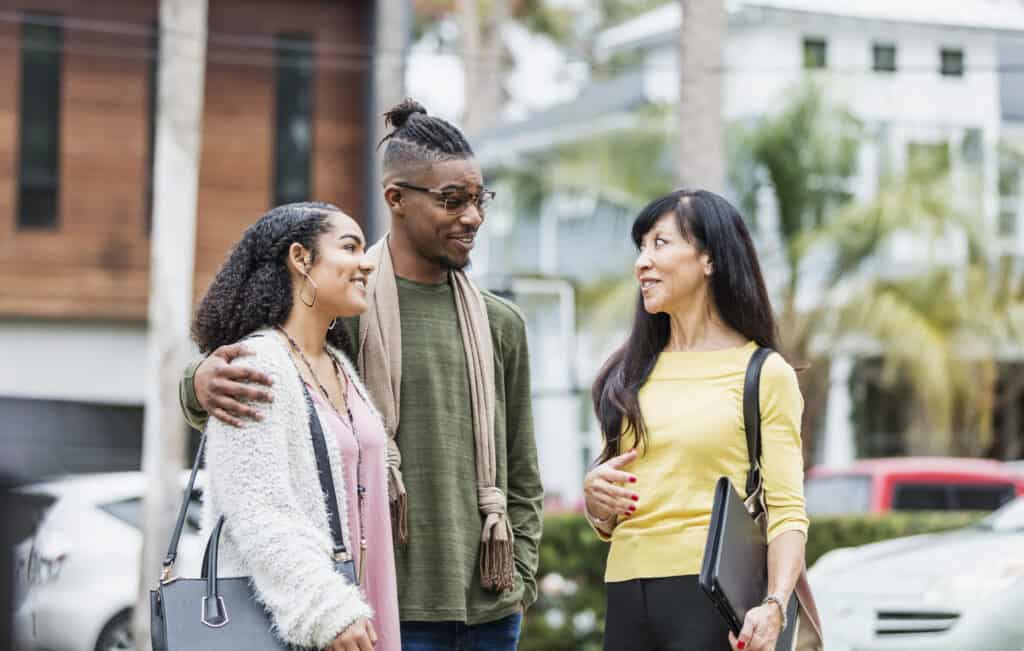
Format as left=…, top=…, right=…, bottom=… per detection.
left=394, top=182, right=495, bottom=215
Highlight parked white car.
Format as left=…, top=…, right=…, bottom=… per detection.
left=808, top=496, right=1024, bottom=650
left=12, top=472, right=203, bottom=651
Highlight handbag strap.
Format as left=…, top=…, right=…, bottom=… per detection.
left=160, top=335, right=351, bottom=582
left=160, top=429, right=207, bottom=579
left=743, top=346, right=774, bottom=497
left=300, top=381, right=351, bottom=561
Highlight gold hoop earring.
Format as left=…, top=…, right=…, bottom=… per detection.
left=328, top=317, right=337, bottom=330
left=299, top=273, right=318, bottom=308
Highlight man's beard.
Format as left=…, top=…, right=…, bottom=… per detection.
left=435, top=253, right=470, bottom=271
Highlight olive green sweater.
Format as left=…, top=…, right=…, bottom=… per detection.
left=181, top=277, right=543, bottom=624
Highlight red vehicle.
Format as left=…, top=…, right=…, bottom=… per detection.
left=804, top=457, right=1024, bottom=517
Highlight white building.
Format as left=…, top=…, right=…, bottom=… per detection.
left=475, top=0, right=1024, bottom=502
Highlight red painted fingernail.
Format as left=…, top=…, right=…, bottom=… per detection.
left=631, top=494, right=639, bottom=501
left=737, top=642, right=745, bottom=650
left=629, top=476, right=637, bottom=483
left=623, top=511, right=631, bottom=517
left=629, top=504, right=636, bottom=512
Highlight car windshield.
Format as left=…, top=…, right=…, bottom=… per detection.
left=977, top=497, right=1024, bottom=532
left=804, top=474, right=872, bottom=516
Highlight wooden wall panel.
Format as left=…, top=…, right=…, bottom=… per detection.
left=0, top=0, right=373, bottom=320
left=0, top=17, right=17, bottom=241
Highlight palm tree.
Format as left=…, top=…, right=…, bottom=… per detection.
left=677, top=0, right=725, bottom=191
left=134, top=1, right=208, bottom=648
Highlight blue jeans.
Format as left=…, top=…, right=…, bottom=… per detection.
left=400, top=613, right=523, bottom=651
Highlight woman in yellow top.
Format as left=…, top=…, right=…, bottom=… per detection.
left=583, top=189, right=809, bottom=651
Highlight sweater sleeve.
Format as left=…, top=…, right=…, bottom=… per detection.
left=758, top=353, right=810, bottom=543
left=179, top=357, right=209, bottom=431
left=204, top=348, right=372, bottom=648
left=502, top=310, right=544, bottom=609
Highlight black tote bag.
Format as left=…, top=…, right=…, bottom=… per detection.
left=150, top=384, right=356, bottom=651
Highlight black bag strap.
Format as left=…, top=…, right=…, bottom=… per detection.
left=160, top=334, right=350, bottom=582
left=161, top=429, right=207, bottom=578
left=299, top=382, right=351, bottom=561
left=743, top=346, right=775, bottom=497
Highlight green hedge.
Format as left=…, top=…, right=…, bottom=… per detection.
left=520, top=510, right=988, bottom=651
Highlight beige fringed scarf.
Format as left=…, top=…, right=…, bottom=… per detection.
left=357, top=235, right=515, bottom=592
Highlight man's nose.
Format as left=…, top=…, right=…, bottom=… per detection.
left=460, top=204, right=483, bottom=228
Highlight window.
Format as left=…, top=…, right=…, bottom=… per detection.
left=99, top=493, right=202, bottom=531
left=273, top=33, right=314, bottom=206
left=6, top=492, right=57, bottom=544
left=804, top=475, right=873, bottom=516
left=999, top=150, right=1021, bottom=197
left=17, top=14, right=62, bottom=229
left=145, top=23, right=159, bottom=234
left=999, top=208, right=1018, bottom=238
left=803, top=38, right=827, bottom=69
left=940, top=47, right=964, bottom=77
left=950, top=484, right=1015, bottom=511
left=891, top=484, right=949, bottom=510
left=873, top=43, right=897, bottom=73
left=961, top=128, right=983, bottom=166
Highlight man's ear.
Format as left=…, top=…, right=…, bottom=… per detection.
left=384, top=186, right=404, bottom=216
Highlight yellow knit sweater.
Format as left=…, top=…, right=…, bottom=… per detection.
left=599, top=342, right=809, bottom=583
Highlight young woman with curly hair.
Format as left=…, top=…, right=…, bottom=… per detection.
left=192, top=202, right=399, bottom=651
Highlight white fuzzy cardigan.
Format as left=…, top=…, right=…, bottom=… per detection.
left=200, top=328, right=376, bottom=649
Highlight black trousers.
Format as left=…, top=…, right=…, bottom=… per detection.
left=604, top=575, right=732, bottom=651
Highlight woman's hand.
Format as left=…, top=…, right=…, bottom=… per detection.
left=729, top=602, right=783, bottom=651
left=583, top=449, right=639, bottom=521
left=195, top=343, right=274, bottom=427
left=327, top=617, right=377, bottom=651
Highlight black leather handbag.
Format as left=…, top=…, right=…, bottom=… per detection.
left=698, top=347, right=824, bottom=651
left=150, top=383, right=356, bottom=651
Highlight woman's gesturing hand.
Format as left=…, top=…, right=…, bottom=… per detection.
left=583, top=449, right=639, bottom=521
left=328, top=617, right=377, bottom=651
left=729, top=602, right=783, bottom=651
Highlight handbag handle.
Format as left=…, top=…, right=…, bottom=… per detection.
left=742, top=346, right=774, bottom=497
left=199, top=516, right=229, bottom=627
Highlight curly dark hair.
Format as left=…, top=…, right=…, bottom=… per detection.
left=192, top=201, right=354, bottom=355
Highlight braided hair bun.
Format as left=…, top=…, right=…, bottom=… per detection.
left=383, top=98, right=428, bottom=130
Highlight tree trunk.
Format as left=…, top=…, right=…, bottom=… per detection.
left=133, top=1, right=208, bottom=648
left=476, top=0, right=507, bottom=133
left=369, top=0, right=411, bottom=243
left=677, top=0, right=725, bottom=192
left=458, top=0, right=483, bottom=134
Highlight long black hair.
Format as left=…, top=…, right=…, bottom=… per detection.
left=592, top=189, right=779, bottom=463
left=192, top=201, right=353, bottom=355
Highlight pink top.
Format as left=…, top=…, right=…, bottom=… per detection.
left=308, top=381, right=400, bottom=650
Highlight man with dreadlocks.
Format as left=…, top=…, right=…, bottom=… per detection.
left=179, top=99, right=543, bottom=650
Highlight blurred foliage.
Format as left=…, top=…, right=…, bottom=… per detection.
left=414, top=0, right=667, bottom=49
left=520, top=510, right=988, bottom=650
left=492, top=104, right=675, bottom=211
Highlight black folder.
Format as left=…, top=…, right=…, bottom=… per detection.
left=697, top=343, right=802, bottom=648
left=699, top=478, right=800, bottom=645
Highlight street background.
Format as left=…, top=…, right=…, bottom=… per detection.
left=3, top=1, right=1024, bottom=650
